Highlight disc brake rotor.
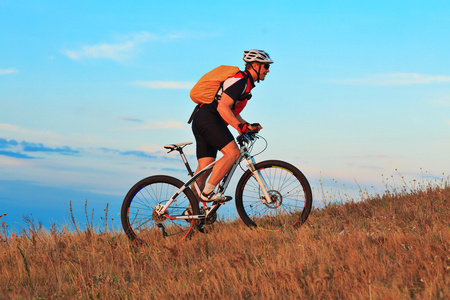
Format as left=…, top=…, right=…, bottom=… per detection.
left=265, top=190, right=282, bottom=209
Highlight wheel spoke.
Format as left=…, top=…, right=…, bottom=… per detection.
left=236, top=161, right=312, bottom=231
left=121, top=176, right=199, bottom=245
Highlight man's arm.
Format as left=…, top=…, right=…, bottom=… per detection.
left=217, top=93, right=241, bottom=132
left=217, top=94, right=261, bottom=133
left=235, top=114, right=246, bottom=124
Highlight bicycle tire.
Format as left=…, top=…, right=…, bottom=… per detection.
left=235, top=160, right=312, bottom=230
left=121, top=175, right=200, bottom=245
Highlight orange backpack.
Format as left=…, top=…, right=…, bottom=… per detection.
left=189, top=65, right=240, bottom=104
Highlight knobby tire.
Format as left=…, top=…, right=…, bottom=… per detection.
left=121, top=175, right=200, bottom=245
left=235, top=160, right=312, bottom=231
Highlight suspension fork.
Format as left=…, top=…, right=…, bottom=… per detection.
left=245, top=155, right=273, bottom=204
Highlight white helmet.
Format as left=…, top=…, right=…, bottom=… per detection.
left=243, top=49, right=273, bottom=64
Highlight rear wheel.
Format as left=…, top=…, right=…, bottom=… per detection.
left=235, top=160, right=312, bottom=231
left=121, top=175, right=200, bottom=245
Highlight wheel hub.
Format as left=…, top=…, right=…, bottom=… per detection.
left=264, top=190, right=282, bottom=209
left=152, top=204, right=167, bottom=224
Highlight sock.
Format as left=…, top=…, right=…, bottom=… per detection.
left=202, top=183, right=216, bottom=194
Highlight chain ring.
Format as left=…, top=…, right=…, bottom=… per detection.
left=201, top=206, right=217, bottom=225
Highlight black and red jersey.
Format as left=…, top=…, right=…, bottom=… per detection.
left=216, top=70, right=255, bottom=116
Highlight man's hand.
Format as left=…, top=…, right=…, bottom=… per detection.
left=238, top=122, right=251, bottom=134
left=238, top=122, right=262, bottom=134
left=250, top=123, right=262, bottom=131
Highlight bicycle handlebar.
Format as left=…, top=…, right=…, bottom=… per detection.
left=236, top=130, right=259, bottom=146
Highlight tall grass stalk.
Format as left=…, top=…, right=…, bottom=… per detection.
left=0, top=213, right=9, bottom=243
left=17, top=244, right=33, bottom=290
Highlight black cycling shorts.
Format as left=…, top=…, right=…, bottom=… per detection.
left=191, top=103, right=234, bottom=159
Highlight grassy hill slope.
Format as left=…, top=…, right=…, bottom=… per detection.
left=1, top=185, right=448, bottom=299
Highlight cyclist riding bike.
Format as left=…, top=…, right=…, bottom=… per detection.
left=191, top=49, right=273, bottom=203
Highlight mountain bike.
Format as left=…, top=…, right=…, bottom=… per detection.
left=121, top=131, right=313, bottom=245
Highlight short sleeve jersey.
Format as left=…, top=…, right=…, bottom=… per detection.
left=216, top=70, right=255, bottom=116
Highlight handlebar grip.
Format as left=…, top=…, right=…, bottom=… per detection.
left=247, top=129, right=260, bottom=135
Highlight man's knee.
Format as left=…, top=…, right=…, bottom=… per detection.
left=220, top=141, right=239, bottom=161
left=224, top=147, right=239, bottom=161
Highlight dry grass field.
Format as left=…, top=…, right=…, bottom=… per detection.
left=1, top=183, right=448, bottom=299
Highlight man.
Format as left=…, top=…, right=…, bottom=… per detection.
left=191, top=49, right=273, bottom=202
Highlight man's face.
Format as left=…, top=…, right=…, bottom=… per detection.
left=257, top=63, right=270, bottom=81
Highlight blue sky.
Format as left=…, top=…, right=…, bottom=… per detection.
left=1, top=0, right=449, bottom=231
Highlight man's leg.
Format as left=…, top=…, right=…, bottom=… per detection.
left=203, top=140, right=239, bottom=192
left=191, top=157, right=214, bottom=198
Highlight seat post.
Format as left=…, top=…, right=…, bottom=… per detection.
left=177, top=147, right=195, bottom=177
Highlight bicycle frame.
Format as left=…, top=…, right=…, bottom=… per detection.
left=157, top=133, right=271, bottom=221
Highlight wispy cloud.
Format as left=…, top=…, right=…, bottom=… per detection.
left=0, top=150, right=35, bottom=159
left=20, top=141, right=79, bottom=155
left=136, top=120, right=184, bottom=130
left=0, top=123, right=60, bottom=139
left=0, top=138, right=18, bottom=149
left=121, top=116, right=143, bottom=123
left=0, top=123, right=27, bottom=132
left=99, top=147, right=158, bottom=159
left=120, top=150, right=157, bottom=159
left=332, top=73, right=450, bottom=86
left=0, top=123, right=107, bottom=148
left=132, top=81, right=194, bottom=90
left=62, top=30, right=208, bottom=63
left=0, top=68, right=17, bottom=75
left=0, top=137, right=79, bottom=159
left=62, top=31, right=157, bottom=62
left=1, top=136, right=161, bottom=161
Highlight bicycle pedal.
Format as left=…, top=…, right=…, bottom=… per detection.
left=213, top=196, right=232, bottom=204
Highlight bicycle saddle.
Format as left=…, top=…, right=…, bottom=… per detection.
left=164, top=142, right=192, bottom=150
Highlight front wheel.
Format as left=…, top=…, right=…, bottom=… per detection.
left=235, top=160, right=312, bottom=231
left=121, top=175, right=200, bottom=245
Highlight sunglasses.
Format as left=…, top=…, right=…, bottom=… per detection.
left=263, top=64, right=270, bottom=70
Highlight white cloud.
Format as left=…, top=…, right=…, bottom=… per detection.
left=0, top=123, right=59, bottom=139
left=62, top=31, right=157, bottom=62
left=332, top=73, right=450, bottom=86
left=132, top=81, right=194, bottom=90
left=0, top=123, right=102, bottom=148
left=0, top=68, right=17, bottom=75
left=62, top=30, right=216, bottom=63
left=136, top=120, right=184, bottom=130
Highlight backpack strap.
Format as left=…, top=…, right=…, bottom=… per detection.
left=213, top=71, right=243, bottom=110
left=231, top=71, right=252, bottom=110
left=225, top=71, right=250, bottom=110
left=187, top=104, right=200, bottom=124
